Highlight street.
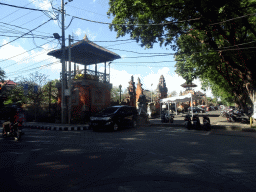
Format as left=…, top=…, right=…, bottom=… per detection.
left=1, top=124, right=256, bottom=192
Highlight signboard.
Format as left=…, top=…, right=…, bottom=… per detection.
left=252, top=102, right=256, bottom=119
left=64, top=89, right=70, bottom=96
left=23, top=84, right=28, bottom=95
left=34, top=86, right=38, bottom=93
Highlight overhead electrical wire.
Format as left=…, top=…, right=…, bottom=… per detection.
left=52, top=8, right=256, bottom=26
left=3, top=2, right=254, bottom=27
left=0, top=21, right=54, bottom=40
left=1, top=1, right=57, bottom=36
left=0, top=38, right=56, bottom=64
left=8, top=61, right=60, bottom=78
left=6, top=56, right=57, bottom=75
left=3, top=43, right=59, bottom=70
left=0, top=0, right=37, bottom=20
left=66, top=4, right=109, bottom=18
left=0, top=18, right=53, bottom=49
left=0, top=2, right=53, bottom=12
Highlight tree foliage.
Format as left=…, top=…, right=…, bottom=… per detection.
left=168, top=90, right=177, bottom=97
left=107, top=0, right=256, bottom=111
left=42, top=79, right=59, bottom=104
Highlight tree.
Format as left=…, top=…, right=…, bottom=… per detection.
left=3, top=84, right=27, bottom=106
left=42, top=79, right=59, bottom=105
left=111, top=86, right=127, bottom=102
left=19, top=72, right=49, bottom=121
left=168, top=90, right=177, bottom=97
left=107, top=0, right=256, bottom=110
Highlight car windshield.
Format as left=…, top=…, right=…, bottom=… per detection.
left=98, top=107, right=120, bottom=114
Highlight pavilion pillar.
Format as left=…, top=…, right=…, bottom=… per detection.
left=74, top=63, right=76, bottom=77
left=95, top=64, right=97, bottom=78
left=84, top=64, right=87, bottom=79
left=104, top=61, right=106, bottom=82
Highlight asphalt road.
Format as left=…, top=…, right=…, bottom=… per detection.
left=1, top=124, right=256, bottom=192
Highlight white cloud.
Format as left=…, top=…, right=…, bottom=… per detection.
left=98, top=66, right=141, bottom=92
left=0, top=39, right=30, bottom=63
left=73, top=28, right=97, bottom=41
left=104, top=66, right=214, bottom=98
left=29, top=0, right=52, bottom=11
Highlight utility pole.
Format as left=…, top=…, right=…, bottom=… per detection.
left=68, top=35, right=72, bottom=124
left=151, top=83, right=153, bottom=103
left=61, top=0, right=66, bottom=124
left=119, top=85, right=122, bottom=104
left=49, top=81, right=51, bottom=114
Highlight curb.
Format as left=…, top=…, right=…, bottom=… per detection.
left=148, top=123, right=256, bottom=132
left=24, top=124, right=90, bottom=131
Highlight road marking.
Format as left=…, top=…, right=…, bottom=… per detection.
left=10, top=152, right=24, bottom=154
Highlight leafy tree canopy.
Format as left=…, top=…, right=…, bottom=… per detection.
left=108, top=0, right=256, bottom=110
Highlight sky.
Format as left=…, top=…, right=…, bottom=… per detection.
left=0, top=0, right=213, bottom=97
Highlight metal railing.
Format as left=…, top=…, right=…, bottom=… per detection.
left=60, top=69, right=110, bottom=83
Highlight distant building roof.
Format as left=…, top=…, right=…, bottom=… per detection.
left=194, top=91, right=205, bottom=96
left=0, top=80, right=16, bottom=86
left=181, top=82, right=197, bottom=88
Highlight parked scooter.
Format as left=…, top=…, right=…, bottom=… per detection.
left=184, top=114, right=192, bottom=130
left=192, top=115, right=201, bottom=130
left=165, top=113, right=174, bottom=123
left=161, top=111, right=167, bottom=123
left=2, top=122, right=22, bottom=141
left=161, top=111, right=174, bottom=123
left=202, top=116, right=211, bottom=131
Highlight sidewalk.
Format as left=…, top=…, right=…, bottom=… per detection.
left=148, top=111, right=256, bottom=138
left=17, top=111, right=256, bottom=137
left=23, top=122, right=89, bottom=131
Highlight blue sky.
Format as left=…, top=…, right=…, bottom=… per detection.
left=0, top=0, right=213, bottom=97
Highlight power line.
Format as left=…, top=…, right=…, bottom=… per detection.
left=0, top=18, right=53, bottom=49
left=0, top=39, right=56, bottom=64
left=0, top=0, right=37, bottom=20
left=54, top=8, right=256, bottom=26
left=52, top=7, right=201, bottom=26
left=7, top=61, right=60, bottom=78
left=208, top=12, right=256, bottom=26
left=0, top=34, right=53, bottom=39
left=6, top=56, right=57, bottom=75
left=4, top=44, right=59, bottom=70
left=112, top=64, right=175, bottom=67
left=0, top=2, right=52, bottom=12
left=66, top=4, right=110, bottom=18
left=112, top=61, right=179, bottom=63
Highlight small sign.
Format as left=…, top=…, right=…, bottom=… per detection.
left=252, top=102, right=256, bottom=119
left=34, top=86, right=38, bottom=93
left=64, top=89, right=70, bottom=96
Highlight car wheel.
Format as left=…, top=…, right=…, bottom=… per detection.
left=132, top=120, right=137, bottom=128
left=93, top=127, right=99, bottom=132
left=113, top=123, right=119, bottom=131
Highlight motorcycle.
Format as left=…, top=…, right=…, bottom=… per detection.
left=184, top=114, right=192, bottom=130
left=202, top=116, right=211, bottom=131
left=192, top=115, right=201, bottom=130
left=161, top=111, right=167, bottom=123
left=2, top=121, right=22, bottom=141
left=161, top=111, right=174, bottom=123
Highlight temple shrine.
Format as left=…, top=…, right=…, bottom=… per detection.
left=47, top=35, right=121, bottom=123
left=179, top=81, right=206, bottom=108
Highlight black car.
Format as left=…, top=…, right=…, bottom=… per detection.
left=89, top=105, right=138, bottom=131
left=188, top=106, right=205, bottom=113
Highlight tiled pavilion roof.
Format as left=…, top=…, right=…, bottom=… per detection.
left=47, top=37, right=121, bottom=65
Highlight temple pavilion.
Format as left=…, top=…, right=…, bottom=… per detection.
left=47, top=35, right=121, bottom=123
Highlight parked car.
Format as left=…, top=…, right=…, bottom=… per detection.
left=89, top=105, right=138, bottom=132
left=188, top=106, right=206, bottom=113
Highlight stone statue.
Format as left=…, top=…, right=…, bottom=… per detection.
left=137, top=94, right=147, bottom=115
